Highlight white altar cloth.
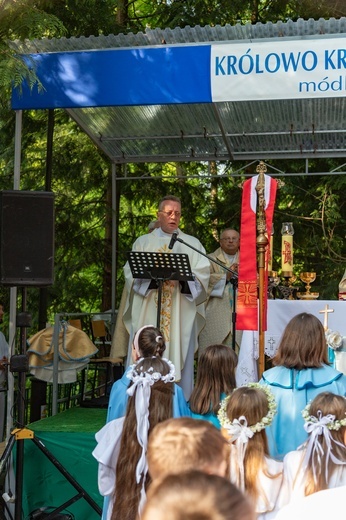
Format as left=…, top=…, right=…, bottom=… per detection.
left=236, top=300, right=346, bottom=386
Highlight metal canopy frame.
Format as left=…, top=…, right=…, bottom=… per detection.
left=9, top=17, right=346, bottom=173
left=64, top=97, right=346, bottom=166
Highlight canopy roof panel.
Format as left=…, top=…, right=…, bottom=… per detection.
left=10, top=17, right=346, bottom=165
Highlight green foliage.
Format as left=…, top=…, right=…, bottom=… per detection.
left=271, top=159, right=346, bottom=299
left=0, top=0, right=65, bottom=94
left=37, top=0, right=119, bottom=37
left=23, top=110, right=111, bottom=318
left=150, top=0, right=346, bottom=29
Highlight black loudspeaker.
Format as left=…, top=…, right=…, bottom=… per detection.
left=0, top=190, right=55, bottom=286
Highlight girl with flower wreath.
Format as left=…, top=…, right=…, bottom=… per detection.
left=260, top=312, right=346, bottom=460
left=218, top=383, right=284, bottom=519
left=106, top=325, right=190, bottom=422
left=93, top=356, right=176, bottom=520
left=189, top=344, right=238, bottom=428
left=281, top=391, right=346, bottom=503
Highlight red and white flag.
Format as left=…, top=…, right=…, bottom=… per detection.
left=236, top=174, right=277, bottom=331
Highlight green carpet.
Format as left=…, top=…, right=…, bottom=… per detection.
left=29, top=406, right=107, bottom=433
left=22, top=406, right=106, bottom=519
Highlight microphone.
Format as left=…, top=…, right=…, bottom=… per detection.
left=168, top=230, right=179, bottom=250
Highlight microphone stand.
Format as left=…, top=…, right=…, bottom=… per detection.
left=173, top=236, right=239, bottom=351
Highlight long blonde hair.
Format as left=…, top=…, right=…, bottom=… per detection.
left=300, top=392, right=346, bottom=496
left=111, top=357, right=174, bottom=520
left=225, top=387, right=282, bottom=506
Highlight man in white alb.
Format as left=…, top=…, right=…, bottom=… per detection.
left=112, top=195, right=210, bottom=399
left=198, top=229, right=242, bottom=355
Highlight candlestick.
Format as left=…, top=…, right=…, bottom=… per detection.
left=281, top=222, right=294, bottom=275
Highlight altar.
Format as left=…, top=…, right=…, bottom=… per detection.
left=236, top=300, right=346, bottom=385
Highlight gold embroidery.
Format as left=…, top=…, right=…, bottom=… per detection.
left=153, top=244, right=175, bottom=341
left=155, top=280, right=175, bottom=341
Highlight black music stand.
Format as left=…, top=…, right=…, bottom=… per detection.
left=127, top=251, right=194, bottom=328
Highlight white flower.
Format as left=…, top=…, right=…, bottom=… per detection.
left=302, top=402, right=346, bottom=431
left=325, top=328, right=343, bottom=350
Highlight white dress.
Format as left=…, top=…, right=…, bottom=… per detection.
left=229, top=445, right=285, bottom=519
left=281, top=449, right=346, bottom=504
left=92, top=417, right=125, bottom=520
left=275, top=485, right=346, bottom=520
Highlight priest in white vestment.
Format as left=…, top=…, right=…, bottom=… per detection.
left=198, top=229, right=242, bottom=355
left=113, top=195, right=210, bottom=399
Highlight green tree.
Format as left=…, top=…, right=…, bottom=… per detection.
left=152, top=0, right=346, bottom=28
left=0, top=0, right=65, bottom=96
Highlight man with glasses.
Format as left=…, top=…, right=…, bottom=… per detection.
left=198, top=229, right=242, bottom=355
left=115, top=195, right=210, bottom=399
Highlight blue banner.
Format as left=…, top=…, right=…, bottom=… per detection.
left=12, top=45, right=212, bottom=109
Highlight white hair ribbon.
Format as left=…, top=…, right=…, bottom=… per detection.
left=226, top=416, right=254, bottom=491
left=303, top=411, right=346, bottom=483
left=226, top=416, right=254, bottom=444
left=126, top=367, right=162, bottom=482
left=126, top=369, right=156, bottom=515
left=126, top=358, right=175, bottom=514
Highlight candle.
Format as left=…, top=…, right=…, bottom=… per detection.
left=281, top=222, right=294, bottom=274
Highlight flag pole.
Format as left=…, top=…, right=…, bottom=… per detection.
left=255, top=162, right=269, bottom=379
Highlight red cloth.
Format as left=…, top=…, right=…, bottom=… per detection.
left=236, top=175, right=277, bottom=331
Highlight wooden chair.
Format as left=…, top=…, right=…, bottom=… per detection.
left=81, top=319, right=124, bottom=407
left=68, top=318, right=83, bottom=330
left=91, top=319, right=110, bottom=357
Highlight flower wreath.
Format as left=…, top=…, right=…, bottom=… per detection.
left=218, top=382, right=277, bottom=433
left=302, top=401, right=346, bottom=431
left=126, top=357, right=176, bottom=385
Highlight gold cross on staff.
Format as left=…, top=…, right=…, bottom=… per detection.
left=319, top=304, right=334, bottom=330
